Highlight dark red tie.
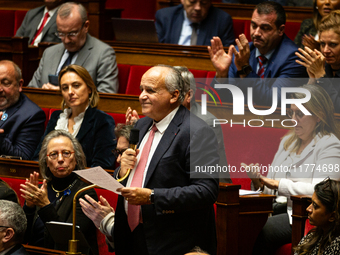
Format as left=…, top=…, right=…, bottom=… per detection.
left=257, top=55, right=267, bottom=79
left=128, top=124, right=158, bottom=231
left=31, top=12, right=50, bottom=45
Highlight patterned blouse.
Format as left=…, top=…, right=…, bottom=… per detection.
left=294, top=19, right=317, bottom=48
left=295, top=233, right=340, bottom=255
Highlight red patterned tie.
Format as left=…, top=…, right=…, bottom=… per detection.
left=128, top=124, right=158, bottom=231
left=257, top=55, right=267, bottom=79
left=31, top=12, right=50, bottom=45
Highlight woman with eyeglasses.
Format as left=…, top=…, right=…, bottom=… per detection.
left=296, top=10, right=340, bottom=113
left=245, top=84, right=340, bottom=255
left=20, top=130, right=98, bottom=255
left=294, top=178, right=340, bottom=255
left=32, top=64, right=116, bottom=169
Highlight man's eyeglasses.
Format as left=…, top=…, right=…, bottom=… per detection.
left=112, top=148, right=128, bottom=158
left=47, top=150, right=75, bottom=160
left=55, top=22, right=85, bottom=39
left=287, top=109, right=305, bottom=119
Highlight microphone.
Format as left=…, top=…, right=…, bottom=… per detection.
left=117, top=128, right=139, bottom=182
left=129, top=128, right=139, bottom=151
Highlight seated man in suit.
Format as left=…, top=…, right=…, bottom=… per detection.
left=155, top=0, right=234, bottom=46
left=208, top=1, right=308, bottom=106
left=15, top=0, right=64, bottom=46
left=0, top=200, right=29, bottom=255
left=0, top=60, right=45, bottom=160
left=28, top=2, right=119, bottom=93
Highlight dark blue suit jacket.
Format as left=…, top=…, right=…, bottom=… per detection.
left=113, top=105, right=219, bottom=255
left=5, top=244, right=29, bottom=255
left=221, top=34, right=308, bottom=105
left=15, top=5, right=61, bottom=45
left=155, top=5, right=234, bottom=46
left=0, top=93, right=45, bottom=160
left=33, top=107, right=116, bottom=169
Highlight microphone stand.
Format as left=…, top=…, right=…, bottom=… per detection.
left=68, top=128, right=139, bottom=253
left=67, top=184, right=97, bottom=255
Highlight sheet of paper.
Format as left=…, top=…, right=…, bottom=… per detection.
left=74, top=166, right=124, bottom=194
left=239, top=189, right=261, bottom=196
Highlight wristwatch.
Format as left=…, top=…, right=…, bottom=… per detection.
left=236, top=65, right=253, bottom=76
left=149, top=190, right=154, bottom=204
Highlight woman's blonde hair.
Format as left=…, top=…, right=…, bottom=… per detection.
left=319, top=9, right=340, bottom=37
left=284, top=84, right=340, bottom=152
left=58, top=64, right=99, bottom=110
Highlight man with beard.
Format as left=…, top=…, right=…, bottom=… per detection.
left=208, top=1, right=308, bottom=105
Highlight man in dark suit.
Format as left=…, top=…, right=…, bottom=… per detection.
left=208, top=1, right=308, bottom=105
left=28, top=2, right=119, bottom=93
left=15, top=0, right=64, bottom=46
left=0, top=60, right=45, bottom=160
left=114, top=66, right=219, bottom=255
left=155, top=0, right=234, bottom=46
left=0, top=179, right=19, bottom=204
left=0, top=200, right=29, bottom=255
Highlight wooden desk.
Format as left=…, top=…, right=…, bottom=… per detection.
left=23, top=244, right=67, bottom=255
left=107, top=41, right=216, bottom=71
left=0, top=158, right=114, bottom=177
left=216, top=183, right=275, bottom=255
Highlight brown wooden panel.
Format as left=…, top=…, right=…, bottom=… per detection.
left=0, top=36, right=38, bottom=87
left=217, top=183, right=275, bottom=255
left=291, top=195, right=311, bottom=254
left=24, top=244, right=67, bottom=255
left=22, top=87, right=142, bottom=114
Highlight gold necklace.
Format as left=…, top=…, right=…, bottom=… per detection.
left=51, top=184, right=72, bottom=198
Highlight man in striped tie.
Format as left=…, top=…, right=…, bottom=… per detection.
left=112, top=65, right=219, bottom=255
left=208, top=1, right=308, bottom=106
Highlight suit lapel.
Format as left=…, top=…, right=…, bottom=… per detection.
left=171, top=8, right=184, bottom=44
left=250, top=45, right=257, bottom=73
left=0, top=94, right=23, bottom=128
left=197, top=23, right=207, bottom=46
left=75, top=34, right=92, bottom=66
left=196, top=6, right=212, bottom=45
left=41, top=10, right=57, bottom=39
left=264, top=35, right=285, bottom=78
left=144, top=106, right=185, bottom=186
left=75, top=107, right=95, bottom=141
left=51, top=45, right=64, bottom=74
left=29, top=7, right=45, bottom=42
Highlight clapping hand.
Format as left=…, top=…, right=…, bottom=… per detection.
left=125, top=107, right=139, bottom=125
left=302, top=34, right=320, bottom=51
left=295, top=46, right=326, bottom=79
left=208, top=36, right=233, bottom=78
